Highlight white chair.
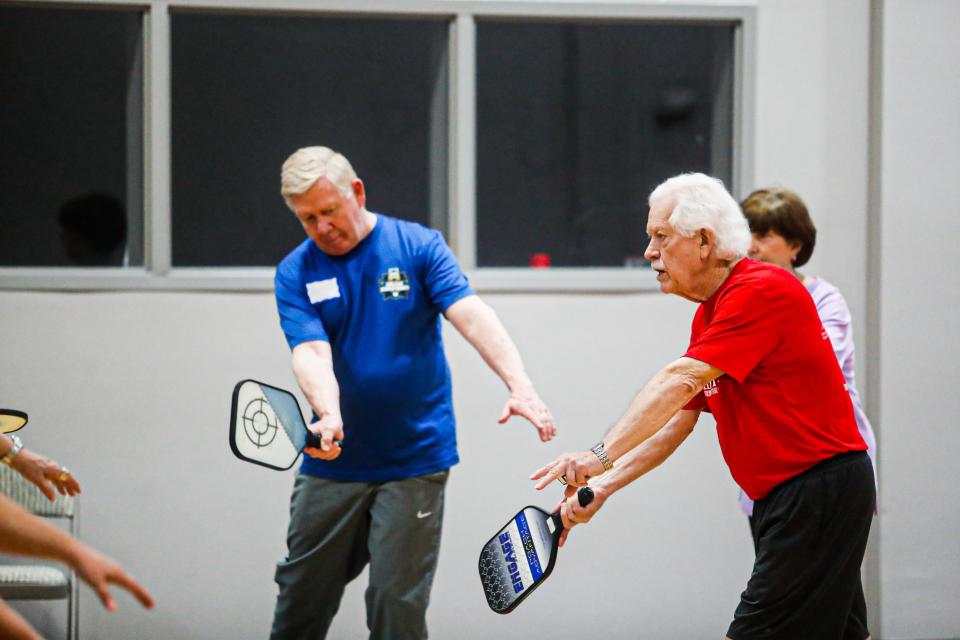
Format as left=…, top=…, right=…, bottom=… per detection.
left=0, top=464, right=79, bottom=640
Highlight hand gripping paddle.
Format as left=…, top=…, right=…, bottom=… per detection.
left=0, top=409, right=28, bottom=434
left=229, top=379, right=327, bottom=471
left=479, top=486, right=594, bottom=614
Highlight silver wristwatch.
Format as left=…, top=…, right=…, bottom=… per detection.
left=1, top=435, right=23, bottom=466
left=590, top=441, right=614, bottom=471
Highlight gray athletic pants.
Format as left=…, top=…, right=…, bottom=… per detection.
left=269, top=469, right=449, bottom=640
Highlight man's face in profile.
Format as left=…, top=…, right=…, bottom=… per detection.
left=644, top=199, right=706, bottom=301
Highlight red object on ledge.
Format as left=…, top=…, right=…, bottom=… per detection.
left=529, top=253, right=551, bottom=268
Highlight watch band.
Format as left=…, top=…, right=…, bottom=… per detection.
left=590, top=441, right=614, bottom=471
left=1, top=435, right=23, bottom=466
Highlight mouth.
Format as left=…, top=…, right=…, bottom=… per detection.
left=652, top=266, right=668, bottom=281
left=321, top=231, right=343, bottom=245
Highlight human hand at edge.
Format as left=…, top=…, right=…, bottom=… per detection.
left=498, top=386, right=556, bottom=442
left=70, top=544, right=155, bottom=612
left=10, top=449, right=81, bottom=502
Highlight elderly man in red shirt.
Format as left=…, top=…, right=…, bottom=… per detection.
left=532, top=173, right=875, bottom=640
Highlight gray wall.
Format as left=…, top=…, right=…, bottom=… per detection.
left=1, top=1, right=958, bottom=639
left=876, top=1, right=960, bottom=637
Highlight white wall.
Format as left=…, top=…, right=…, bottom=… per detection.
left=0, top=290, right=753, bottom=639
left=6, top=1, right=958, bottom=639
left=877, top=1, right=960, bottom=637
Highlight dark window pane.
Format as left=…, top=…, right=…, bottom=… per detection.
left=171, top=13, right=448, bottom=267
left=0, top=6, right=144, bottom=267
left=477, top=21, right=734, bottom=267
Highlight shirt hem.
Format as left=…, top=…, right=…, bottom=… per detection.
left=298, top=454, right=460, bottom=483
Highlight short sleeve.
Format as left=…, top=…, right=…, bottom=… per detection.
left=274, top=261, right=328, bottom=350
left=684, top=283, right=785, bottom=383
left=683, top=391, right=709, bottom=412
left=420, top=230, right=474, bottom=312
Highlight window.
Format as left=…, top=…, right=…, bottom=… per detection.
left=0, top=5, right=144, bottom=267
left=170, top=13, right=449, bottom=267
left=0, top=2, right=753, bottom=290
left=476, top=20, right=735, bottom=268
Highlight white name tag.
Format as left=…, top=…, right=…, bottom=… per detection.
left=306, top=278, right=341, bottom=304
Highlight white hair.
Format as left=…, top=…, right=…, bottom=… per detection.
left=280, top=146, right=358, bottom=201
left=648, top=172, right=751, bottom=261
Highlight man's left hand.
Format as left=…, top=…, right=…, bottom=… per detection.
left=498, top=387, right=556, bottom=442
left=529, top=450, right=603, bottom=489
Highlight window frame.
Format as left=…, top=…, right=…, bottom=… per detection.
left=0, top=0, right=756, bottom=293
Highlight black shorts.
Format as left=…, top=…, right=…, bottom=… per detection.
left=729, top=451, right=875, bottom=640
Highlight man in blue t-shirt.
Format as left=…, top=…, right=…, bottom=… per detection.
left=269, top=146, right=556, bottom=639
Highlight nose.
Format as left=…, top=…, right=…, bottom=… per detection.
left=643, top=238, right=658, bottom=261
left=315, top=219, right=333, bottom=235
left=748, top=238, right=760, bottom=259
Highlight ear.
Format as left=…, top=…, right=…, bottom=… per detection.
left=698, top=228, right=716, bottom=260
left=352, top=179, right=366, bottom=208
left=788, top=240, right=803, bottom=262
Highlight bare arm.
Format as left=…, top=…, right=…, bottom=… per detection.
left=0, top=598, right=42, bottom=640
left=602, top=357, right=720, bottom=461
left=291, top=340, right=344, bottom=459
left=593, top=409, right=700, bottom=496
left=532, top=356, right=722, bottom=487
left=555, top=410, right=700, bottom=541
left=445, top=295, right=555, bottom=441
left=0, top=494, right=155, bottom=613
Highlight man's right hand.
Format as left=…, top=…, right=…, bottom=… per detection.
left=303, top=414, right=344, bottom=460
left=555, top=483, right=610, bottom=547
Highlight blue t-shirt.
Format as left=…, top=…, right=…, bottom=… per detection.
left=274, top=214, right=474, bottom=482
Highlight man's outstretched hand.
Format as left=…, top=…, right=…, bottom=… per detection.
left=499, top=386, right=556, bottom=442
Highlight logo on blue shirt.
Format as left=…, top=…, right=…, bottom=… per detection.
left=379, top=267, right=411, bottom=300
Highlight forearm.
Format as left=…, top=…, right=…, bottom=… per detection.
left=446, top=296, right=532, bottom=392
left=603, top=357, right=720, bottom=461
left=0, top=435, right=14, bottom=458
left=593, top=410, right=698, bottom=496
left=0, top=598, right=42, bottom=640
left=0, top=495, right=80, bottom=567
left=291, top=341, right=342, bottom=421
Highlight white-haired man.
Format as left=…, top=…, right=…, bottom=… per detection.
left=271, top=146, right=556, bottom=639
left=531, top=173, right=874, bottom=639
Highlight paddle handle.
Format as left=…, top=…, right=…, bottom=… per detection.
left=551, top=486, right=595, bottom=531
left=577, top=486, right=594, bottom=508
left=304, top=432, right=343, bottom=450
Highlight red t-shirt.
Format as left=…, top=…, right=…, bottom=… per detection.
left=683, top=259, right=866, bottom=500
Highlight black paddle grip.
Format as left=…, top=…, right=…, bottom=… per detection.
left=305, top=432, right=343, bottom=449
left=577, top=486, right=595, bottom=508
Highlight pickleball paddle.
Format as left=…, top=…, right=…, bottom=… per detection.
left=479, top=486, right=594, bottom=614
left=229, top=379, right=333, bottom=471
left=0, top=409, right=28, bottom=434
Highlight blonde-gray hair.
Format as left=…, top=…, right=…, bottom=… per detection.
left=648, top=173, right=750, bottom=261
left=280, top=146, right=358, bottom=201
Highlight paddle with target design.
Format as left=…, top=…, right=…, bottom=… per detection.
left=229, top=379, right=331, bottom=471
